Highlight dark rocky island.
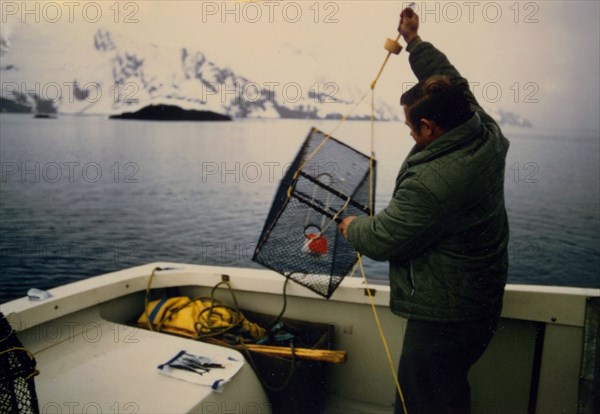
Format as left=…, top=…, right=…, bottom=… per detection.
left=109, top=104, right=231, bottom=121
left=1, top=94, right=59, bottom=116
left=0, top=97, right=32, bottom=113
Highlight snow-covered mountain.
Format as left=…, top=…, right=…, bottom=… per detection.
left=41, top=29, right=398, bottom=120
left=1, top=27, right=531, bottom=127
left=487, top=107, right=533, bottom=128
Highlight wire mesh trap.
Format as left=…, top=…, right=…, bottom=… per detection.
left=1, top=313, right=40, bottom=414
left=253, top=127, right=376, bottom=298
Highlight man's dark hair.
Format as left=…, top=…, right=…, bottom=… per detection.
left=400, top=76, right=473, bottom=132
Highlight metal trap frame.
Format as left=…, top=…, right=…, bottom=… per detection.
left=252, top=127, right=376, bottom=298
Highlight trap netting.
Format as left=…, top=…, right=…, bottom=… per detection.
left=0, top=313, right=40, bottom=414
left=253, top=127, right=376, bottom=298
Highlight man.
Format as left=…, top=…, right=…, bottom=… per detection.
left=338, top=8, right=510, bottom=414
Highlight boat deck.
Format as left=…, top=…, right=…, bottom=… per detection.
left=2, top=262, right=598, bottom=413
left=14, top=305, right=268, bottom=413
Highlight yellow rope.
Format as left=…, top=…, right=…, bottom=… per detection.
left=0, top=347, right=34, bottom=360
left=286, top=91, right=369, bottom=199
left=357, top=254, right=408, bottom=414
left=0, top=346, right=40, bottom=378
left=369, top=88, right=376, bottom=214
left=361, top=31, right=409, bottom=414
left=25, top=369, right=40, bottom=380
left=143, top=269, right=261, bottom=340
left=371, top=33, right=402, bottom=90
left=288, top=31, right=400, bottom=201
left=144, top=267, right=159, bottom=331
left=0, top=328, right=14, bottom=343
left=279, top=20, right=409, bottom=413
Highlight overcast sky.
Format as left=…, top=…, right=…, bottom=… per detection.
left=1, top=1, right=599, bottom=132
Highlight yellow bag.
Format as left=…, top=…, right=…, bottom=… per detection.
left=138, top=296, right=265, bottom=340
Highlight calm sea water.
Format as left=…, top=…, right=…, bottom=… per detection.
left=1, top=114, right=598, bottom=303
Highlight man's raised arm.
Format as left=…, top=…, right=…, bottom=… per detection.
left=399, top=8, right=498, bottom=129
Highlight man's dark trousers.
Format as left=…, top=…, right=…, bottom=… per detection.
left=394, top=318, right=498, bottom=414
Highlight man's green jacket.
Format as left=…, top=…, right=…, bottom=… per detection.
left=347, top=38, right=510, bottom=322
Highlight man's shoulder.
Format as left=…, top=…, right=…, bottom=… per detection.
left=404, top=156, right=463, bottom=210
left=405, top=134, right=504, bottom=208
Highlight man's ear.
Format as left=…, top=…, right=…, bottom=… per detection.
left=419, top=119, right=435, bottom=137
left=420, top=118, right=444, bottom=138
